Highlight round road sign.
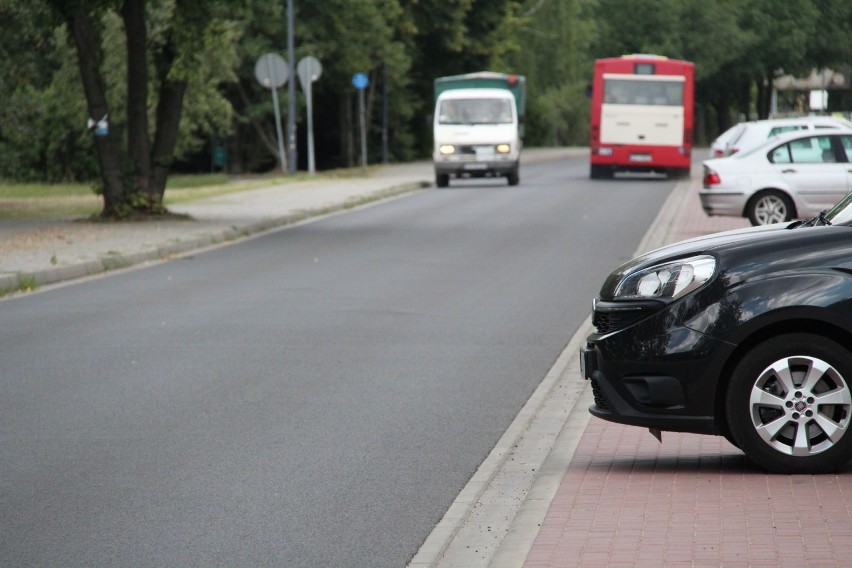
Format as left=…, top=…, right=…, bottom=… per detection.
left=254, top=53, right=288, bottom=89
left=297, top=56, right=323, bottom=90
left=352, top=72, right=369, bottom=90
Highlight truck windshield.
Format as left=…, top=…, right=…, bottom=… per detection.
left=438, top=98, right=513, bottom=125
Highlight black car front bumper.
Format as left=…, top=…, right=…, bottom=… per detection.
left=581, top=303, right=736, bottom=435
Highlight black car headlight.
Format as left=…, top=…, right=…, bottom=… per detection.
left=614, top=255, right=716, bottom=301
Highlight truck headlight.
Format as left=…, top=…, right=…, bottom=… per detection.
left=496, top=144, right=511, bottom=154
left=614, top=255, right=716, bottom=301
left=439, top=145, right=456, bottom=155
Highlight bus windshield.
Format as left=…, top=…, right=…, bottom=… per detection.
left=604, top=79, right=684, bottom=106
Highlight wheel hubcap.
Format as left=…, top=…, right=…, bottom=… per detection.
left=749, top=356, right=851, bottom=456
left=754, top=196, right=787, bottom=224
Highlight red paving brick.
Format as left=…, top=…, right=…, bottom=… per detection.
left=523, top=184, right=852, bottom=567
left=525, top=421, right=852, bottom=567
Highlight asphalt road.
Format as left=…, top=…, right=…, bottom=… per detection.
left=0, top=156, right=675, bottom=567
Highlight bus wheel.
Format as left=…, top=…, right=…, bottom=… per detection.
left=590, top=165, right=613, bottom=179
left=436, top=173, right=450, bottom=188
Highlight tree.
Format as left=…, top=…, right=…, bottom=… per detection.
left=0, top=3, right=97, bottom=182
left=738, top=0, right=818, bottom=118
left=46, top=0, right=241, bottom=218
left=298, top=0, right=414, bottom=167
left=507, top=0, right=596, bottom=146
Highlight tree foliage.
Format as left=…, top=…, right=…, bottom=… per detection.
left=1, top=0, right=849, bottom=201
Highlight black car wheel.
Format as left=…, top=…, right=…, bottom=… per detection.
left=726, top=333, right=852, bottom=473
left=747, top=190, right=793, bottom=226
left=436, top=173, right=449, bottom=188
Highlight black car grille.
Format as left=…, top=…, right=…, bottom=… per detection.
left=592, top=301, right=662, bottom=335
left=590, top=379, right=609, bottom=410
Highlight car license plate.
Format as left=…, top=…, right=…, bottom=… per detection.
left=580, top=347, right=597, bottom=380
left=630, top=154, right=652, bottom=162
left=475, top=146, right=495, bottom=161
left=463, top=163, right=487, bottom=170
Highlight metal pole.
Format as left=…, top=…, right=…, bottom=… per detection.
left=382, top=65, right=388, bottom=164
left=267, top=58, right=287, bottom=172
left=287, top=0, right=297, bottom=174
left=306, top=81, right=315, bottom=174
left=359, top=88, right=367, bottom=169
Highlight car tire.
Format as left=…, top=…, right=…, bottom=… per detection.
left=725, top=333, right=852, bottom=473
left=746, top=190, right=794, bottom=226
left=507, top=167, right=520, bottom=186
left=436, top=173, right=449, bottom=188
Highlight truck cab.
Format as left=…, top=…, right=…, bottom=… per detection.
left=432, top=73, right=525, bottom=187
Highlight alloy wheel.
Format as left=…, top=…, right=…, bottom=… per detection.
left=752, top=194, right=789, bottom=225
left=749, top=355, right=852, bottom=457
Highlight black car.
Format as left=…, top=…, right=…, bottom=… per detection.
left=581, top=192, right=852, bottom=474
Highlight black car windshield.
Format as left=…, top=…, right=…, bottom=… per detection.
left=824, top=191, right=852, bottom=225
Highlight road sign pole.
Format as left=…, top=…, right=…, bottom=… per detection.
left=286, top=0, right=297, bottom=175
left=358, top=88, right=367, bottom=169
left=267, top=58, right=287, bottom=172
left=297, top=56, right=322, bottom=175
left=305, top=82, right=315, bottom=174
left=352, top=73, right=369, bottom=169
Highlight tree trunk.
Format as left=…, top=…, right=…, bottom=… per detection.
left=340, top=93, right=354, bottom=168
left=122, top=0, right=152, bottom=195
left=756, top=80, right=766, bottom=119
left=149, top=32, right=187, bottom=200
left=68, top=4, right=125, bottom=216
left=150, top=77, right=187, bottom=199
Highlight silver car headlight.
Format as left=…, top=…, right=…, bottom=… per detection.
left=614, top=255, right=716, bottom=301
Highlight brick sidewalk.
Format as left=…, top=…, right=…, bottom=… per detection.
left=523, top=187, right=852, bottom=567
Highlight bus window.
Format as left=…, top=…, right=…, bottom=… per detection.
left=603, top=79, right=683, bottom=106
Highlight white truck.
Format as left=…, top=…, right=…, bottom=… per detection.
left=432, top=72, right=526, bottom=187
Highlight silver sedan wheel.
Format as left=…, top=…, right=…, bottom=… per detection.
left=752, top=194, right=790, bottom=225
left=749, top=355, right=852, bottom=456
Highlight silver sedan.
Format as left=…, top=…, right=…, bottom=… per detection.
left=700, top=129, right=852, bottom=225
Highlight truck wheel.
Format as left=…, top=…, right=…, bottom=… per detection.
left=725, top=333, right=852, bottom=473
left=507, top=167, right=520, bottom=186
left=436, top=173, right=449, bottom=188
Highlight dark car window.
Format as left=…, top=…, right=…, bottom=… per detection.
left=769, top=135, right=836, bottom=164
left=768, top=125, right=805, bottom=137
left=841, top=135, right=852, bottom=162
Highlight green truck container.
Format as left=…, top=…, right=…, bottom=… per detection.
left=433, top=72, right=527, bottom=124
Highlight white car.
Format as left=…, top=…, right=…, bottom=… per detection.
left=708, top=123, right=745, bottom=158
left=724, top=116, right=852, bottom=156
left=701, top=128, right=852, bottom=225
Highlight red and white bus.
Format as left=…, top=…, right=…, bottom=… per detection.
left=589, top=55, right=694, bottom=179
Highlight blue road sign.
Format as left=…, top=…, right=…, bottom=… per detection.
left=352, top=73, right=369, bottom=90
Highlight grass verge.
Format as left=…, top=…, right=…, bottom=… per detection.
left=0, top=168, right=377, bottom=220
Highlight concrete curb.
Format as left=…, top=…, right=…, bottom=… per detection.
left=408, top=172, right=698, bottom=567
left=0, top=180, right=430, bottom=294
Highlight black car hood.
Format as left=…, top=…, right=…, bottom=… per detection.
left=599, top=222, right=795, bottom=298
left=640, top=222, right=790, bottom=262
